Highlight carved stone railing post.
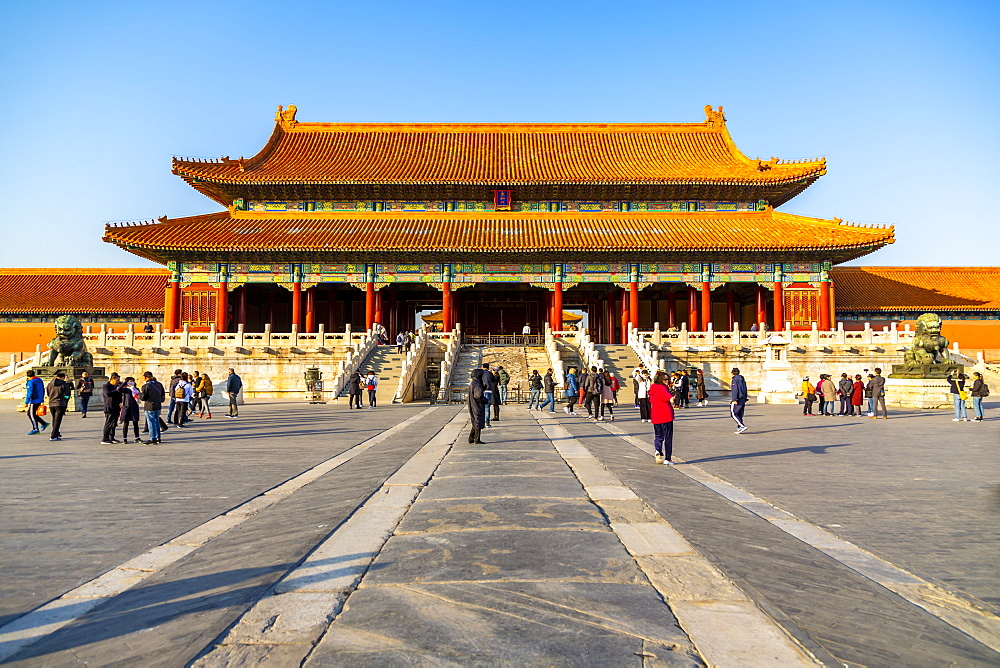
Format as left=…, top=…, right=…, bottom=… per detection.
left=236, top=323, right=244, bottom=347
left=679, top=322, right=689, bottom=346
left=890, top=322, right=899, bottom=345
left=837, top=322, right=846, bottom=345
left=181, top=324, right=190, bottom=348
left=706, top=322, right=715, bottom=345
left=810, top=322, right=819, bottom=345
left=291, top=323, right=299, bottom=347
left=208, top=324, right=217, bottom=347
left=733, top=322, right=741, bottom=347
left=126, top=324, right=135, bottom=347
left=317, top=323, right=325, bottom=347
left=154, top=324, right=163, bottom=348
left=99, top=323, right=108, bottom=348
left=863, top=322, right=873, bottom=344
left=653, top=322, right=662, bottom=346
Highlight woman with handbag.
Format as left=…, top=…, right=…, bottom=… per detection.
left=851, top=374, right=865, bottom=417
left=970, top=372, right=989, bottom=421
left=948, top=372, right=969, bottom=421
left=801, top=376, right=816, bottom=416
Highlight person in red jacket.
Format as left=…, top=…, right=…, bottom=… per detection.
left=851, top=374, right=865, bottom=416
left=648, top=370, right=676, bottom=465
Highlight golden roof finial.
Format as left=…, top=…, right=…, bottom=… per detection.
left=275, top=104, right=298, bottom=130
left=704, top=105, right=726, bottom=128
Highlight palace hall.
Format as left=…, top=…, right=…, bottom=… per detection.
left=101, top=105, right=894, bottom=341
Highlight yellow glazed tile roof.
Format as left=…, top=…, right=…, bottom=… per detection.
left=0, top=269, right=169, bottom=314
left=832, top=267, right=1000, bottom=311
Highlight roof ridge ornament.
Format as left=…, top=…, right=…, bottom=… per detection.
left=276, top=104, right=298, bottom=130
left=704, top=105, right=726, bottom=128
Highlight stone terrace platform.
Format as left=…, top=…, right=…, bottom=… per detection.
left=0, top=398, right=997, bottom=666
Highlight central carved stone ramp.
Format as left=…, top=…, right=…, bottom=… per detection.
left=304, top=409, right=706, bottom=666
left=593, top=343, right=643, bottom=404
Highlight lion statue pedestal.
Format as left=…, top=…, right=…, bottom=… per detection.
left=886, top=313, right=965, bottom=409
left=35, top=315, right=107, bottom=412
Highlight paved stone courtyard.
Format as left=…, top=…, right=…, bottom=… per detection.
left=0, top=396, right=997, bottom=666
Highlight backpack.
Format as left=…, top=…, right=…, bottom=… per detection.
left=174, top=384, right=187, bottom=399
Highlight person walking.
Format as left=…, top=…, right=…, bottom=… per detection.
left=636, top=370, right=652, bottom=422
left=189, top=371, right=203, bottom=416
left=396, top=331, right=405, bottom=354
left=527, top=370, right=542, bottom=410
left=583, top=366, right=604, bottom=420
left=225, top=368, right=243, bottom=418
left=837, top=373, right=853, bottom=416
left=851, top=374, right=865, bottom=416
left=76, top=371, right=95, bottom=418
left=119, top=376, right=142, bottom=443
left=100, top=373, right=123, bottom=444
left=23, top=370, right=48, bottom=435
left=631, top=364, right=645, bottom=408
left=364, top=370, right=379, bottom=408
left=600, top=370, right=616, bottom=421
left=864, top=373, right=876, bottom=416
left=140, top=371, right=166, bottom=444
left=46, top=370, right=72, bottom=441
left=347, top=370, right=363, bottom=409
left=696, top=369, right=709, bottom=406
left=538, top=368, right=556, bottom=413
left=563, top=367, right=579, bottom=415
left=948, top=372, right=969, bottom=421
left=199, top=372, right=214, bottom=418
left=970, top=371, right=989, bottom=421
left=648, top=370, right=676, bottom=464
left=817, top=374, right=837, bottom=416
left=467, top=368, right=487, bottom=444
left=801, top=376, right=816, bottom=416
left=730, top=367, right=748, bottom=434
left=481, top=363, right=495, bottom=426
left=489, top=366, right=502, bottom=421
left=167, top=369, right=183, bottom=424
left=497, top=365, right=510, bottom=404
left=679, top=370, right=690, bottom=408
left=869, top=368, right=887, bottom=419
left=172, top=372, right=194, bottom=427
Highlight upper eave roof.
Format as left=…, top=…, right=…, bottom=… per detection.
left=171, top=106, right=826, bottom=197
left=104, top=210, right=892, bottom=263
left=0, top=268, right=169, bottom=314
left=831, top=266, right=1000, bottom=312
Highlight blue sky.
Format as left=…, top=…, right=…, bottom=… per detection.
left=1, top=0, right=997, bottom=268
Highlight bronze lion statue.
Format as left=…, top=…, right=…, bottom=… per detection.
left=904, top=313, right=950, bottom=365
left=47, top=315, right=93, bottom=366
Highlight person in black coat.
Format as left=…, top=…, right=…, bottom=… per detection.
left=348, top=371, right=363, bottom=409
left=101, top=373, right=123, bottom=444
left=467, top=369, right=487, bottom=444
left=119, top=376, right=142, bottom=443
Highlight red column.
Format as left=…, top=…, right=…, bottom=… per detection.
left=756, top=284, right=767, bottom=329
left=164, top=279, right=180, bottom=333
left=667, top=290, right=677, bottom=328
left=819, top=280, right=831, bottom=330
left=620, top=288, right=629, bottom=343
left=700, top=281, right=711, bottom=331
left=773, top=282, right=784, bottom=331
left=237, top=286, right=247, bottom=328
left=687, top=285, right=698, bottom=329
left=828, top=280, right=837, bottom=330
left=374, top=288, right=383, bottom=327
left=442, top=283, right=452, bottom=332
left=726, top=291, right=736, bottom=328
left=553, top=282, right=563, bottom=330
left=629, top=282, right=639, bottom=329
left=365, top=281, right=375, bottom=331
left=216, top=281, right=228, bottom=332
left=305, top=287, right=316, bottom=333
left=291, top=282, right=302, bottom=330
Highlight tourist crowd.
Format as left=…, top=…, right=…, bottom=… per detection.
left=22, top=368, right=244, bottom=444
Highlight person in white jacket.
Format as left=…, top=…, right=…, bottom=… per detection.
left=364, top=371, right=379, bottom=408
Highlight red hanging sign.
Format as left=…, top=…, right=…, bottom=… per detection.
left=492, top=190, right=512, bottom=211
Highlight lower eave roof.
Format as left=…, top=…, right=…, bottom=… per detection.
left=104, top=210, right=893, bottom=260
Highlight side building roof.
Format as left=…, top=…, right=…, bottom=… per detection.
left=832, top=266, right=1000, bottom=312
left=0, top=268, right=169, bottom=315
left=171, top=106, right=826, bottom=206
left=104, top=210, right=893, bottom=264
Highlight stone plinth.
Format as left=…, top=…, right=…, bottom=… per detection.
left=885, top=378, right=962, bottom=410
left=30, top=366, right=108, bottom=413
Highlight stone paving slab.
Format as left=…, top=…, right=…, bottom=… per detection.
left=362, top=529, right=646, bottom=585
left=433, top=459, right=572, bottom=478
left=396, top=497, right=607, bottom=533
left=309, top=583, right=702, bottom=667
left=417, top=473, right=587, bottom=500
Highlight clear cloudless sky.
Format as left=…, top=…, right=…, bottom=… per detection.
left=0, top=0, right=997, bottom=268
